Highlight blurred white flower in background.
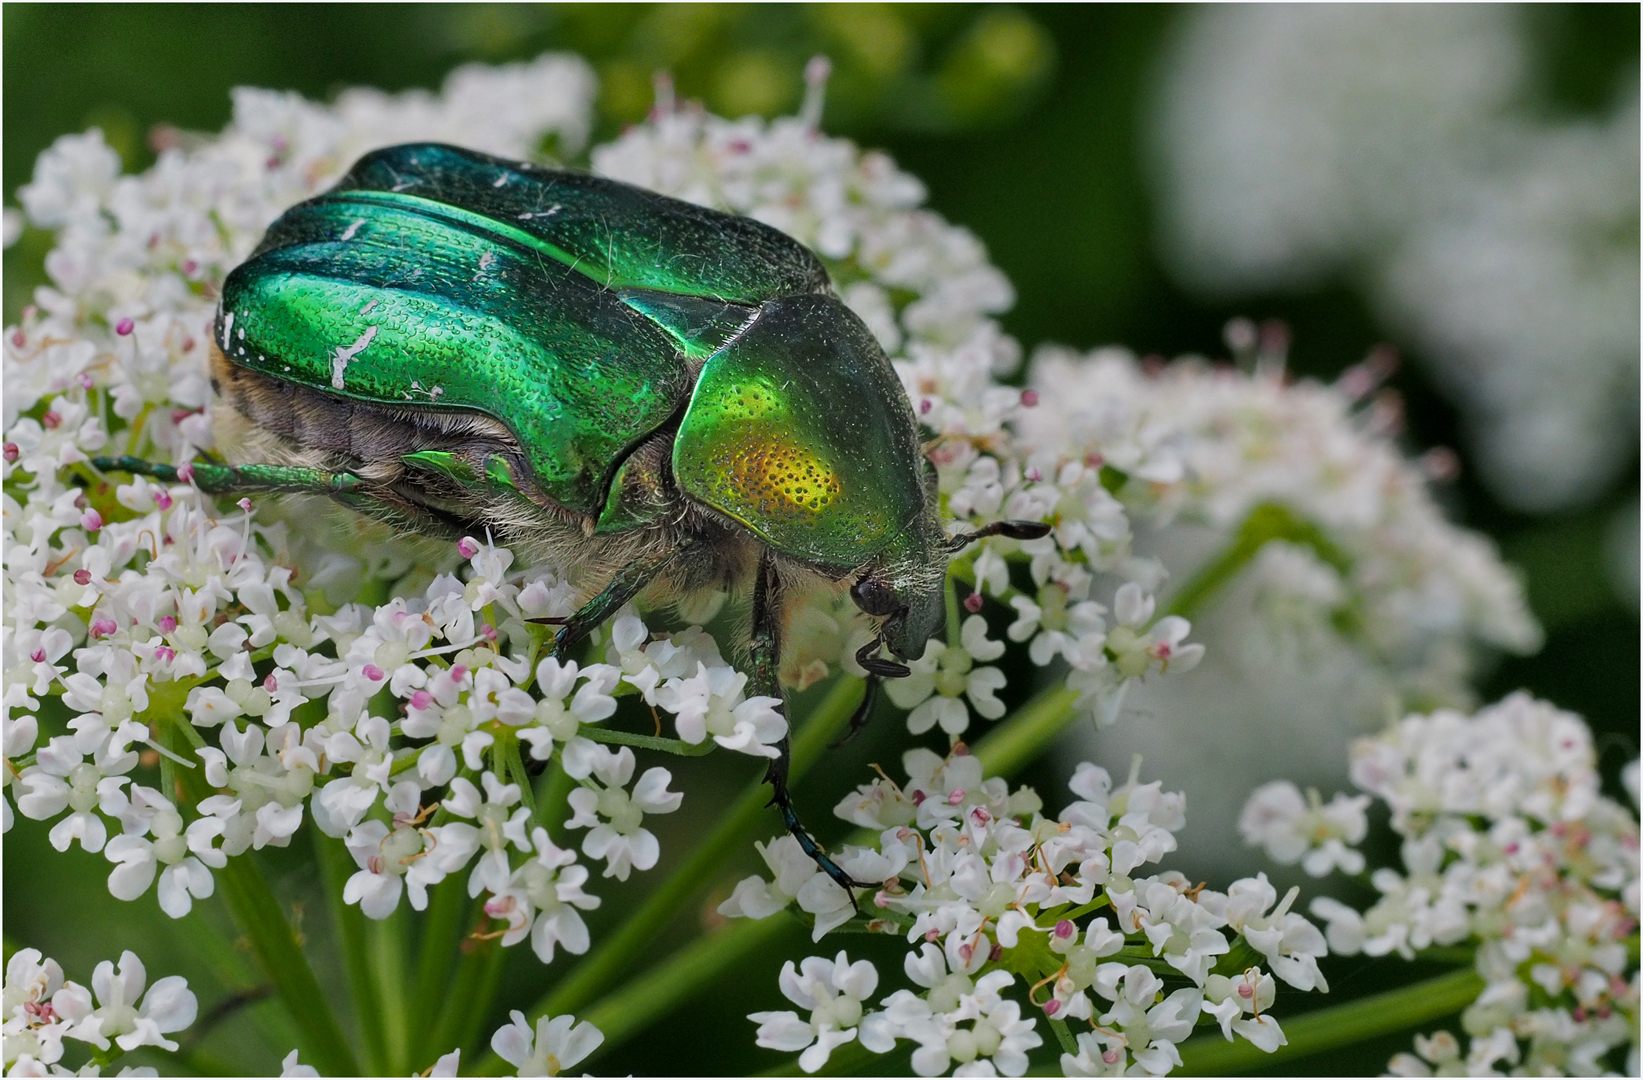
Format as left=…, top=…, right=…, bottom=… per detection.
left=1151, top=5, right=1639, bottom=516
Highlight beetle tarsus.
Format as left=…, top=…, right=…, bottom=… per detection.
left=766, top=746, right=876, bottom=908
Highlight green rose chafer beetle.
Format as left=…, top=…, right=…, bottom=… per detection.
left=95, top=142, right=1045, bottom=893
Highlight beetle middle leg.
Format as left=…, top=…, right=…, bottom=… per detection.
left=538, top=543, right=684, bottom=659
left=751, top=551, right=876, bottom=906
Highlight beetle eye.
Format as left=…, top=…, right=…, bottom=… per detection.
left=850, top=577, right=900, bottom=617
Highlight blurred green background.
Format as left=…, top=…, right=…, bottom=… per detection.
left=4, top=4, right=1637, bottom=1076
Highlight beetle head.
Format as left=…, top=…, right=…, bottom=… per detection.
left=851, top=509, right=1052, bottom=678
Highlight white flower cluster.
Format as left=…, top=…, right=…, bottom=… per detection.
left=277, top=1008, right=602, bottom=1079
left=735, top=752, right=1331, bottom=1075
left=1242, top=693, right=1639, bottom=1075
left=3, top=949, right=197, bottom=1077
left=1021, top=344, right=1541, bottom=706
left=594, top=100, right=1203, bottom=735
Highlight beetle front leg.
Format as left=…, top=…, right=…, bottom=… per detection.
left=92, top=455, right=365, bottom=497
left=751, top=551, right=875, bottom=908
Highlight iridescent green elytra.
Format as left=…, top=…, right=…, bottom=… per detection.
left=98, top=143, right=1047, bottom=895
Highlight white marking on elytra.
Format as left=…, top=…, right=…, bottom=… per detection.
left=237, top=326, right=246, bottom=340
left=517, top=204, right=561, bottom=221
left=221, top=311, right=234, bottom=345
left=492, top=174, right=508, bottom=188
left=361, top=299, right=379, bottom=316
left=339, top=218, right=365, bottom=242
left=479, top=251, right=497, bottom=272
left=391, top=182, right=413, bottom=192
left=330, top=325, right=379, bottom=390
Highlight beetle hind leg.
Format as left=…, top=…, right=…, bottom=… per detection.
left=92, top=455, right=364, bottom=496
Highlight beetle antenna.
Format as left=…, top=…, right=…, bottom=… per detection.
left=946, top=519, right=1052, bottom=553
left=856, top=638, right=910, bottom=679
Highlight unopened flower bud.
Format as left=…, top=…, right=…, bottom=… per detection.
left=73, top=568, right=92, bottom=585
left=115, top=318, right=135, bottom=335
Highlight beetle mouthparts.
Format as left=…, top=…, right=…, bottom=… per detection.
left=856, top=638, right=911, bottom=679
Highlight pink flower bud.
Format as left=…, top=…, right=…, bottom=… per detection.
left=115, top=318, right=135, bottom=336
left=947, top=788, right=964, bottom=806
left=480, top=623, right=497, bottom=642
left=449, top=665, right=468, bottom=683
left=957, top=943, right=973, bottom=963
left=1237, top=982, right=1254, bottom=998
left=1042, top=999, right=1060, bottom=1016
left=41, top=410, right=61, bottom=429
left=1025, top=467, right=1041, bottom=482
left=925, top=928, right=941, bottom=943
left=919, top=398, right=933, bottom=415
left=410, top=690, right=434, bottom=711
left=181, top=260, right=198, bottom=277
left=177, top=462, right=194, bottom=483
left=81, top=509, right=103, bottom=531
left=75, top=372, right=93, bottom=389
left=154, top=646, right=176, bottom=663
left=963, top=592, right=983, bottom=613
left=153, top=490, right=173, bottom=509
left=73, top=568, right=92, bottom=585
left=264, top=673, right=279, bottom=692
left=1102, top=1050, right=1121, bottom=1065
left=90, top=616, right=118, bottom=638
left=1020, top=388, right=1039, bottom=407
left=988, top=943, right=1003, bottom=962
left=1054, top=919, right=1076, bottom=939
left=362, top=664, right=386, bottom=681
left=30, top=649, right=45, bottom=663
left=2, top=443, right=17, bottom=463
left=9, top=329, right=25, bottom=348
left=911, top=790, right=926, bottom=806
left=237, top=497, right=252, bottom=512
left=457, top=536, right=481, bottom=559
left=158, top=615, right=177, bottom=633
left=875, top=891, right=891, bottom=909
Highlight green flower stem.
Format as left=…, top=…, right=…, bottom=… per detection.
left=427, top=932, right=507, bottom=1063
left=1048, top=1016, right=1079, bottom=1056
left=216, top=848, right=362, bottom=1077
left=314, top=824, right=388, bottom=1075
left=408, top=874, right=474, bottom=1066
left=1175, top=968, right=1485, bottom=1075
left=579, top=726, right=718, bottom=756
left=970, top=684, right=1081, bottom=777
left=580, top=913, right=798, bottom=1054
left=369, top=910, right=412, bottom=1075
left=1164, top=502, right=1349, bottom=620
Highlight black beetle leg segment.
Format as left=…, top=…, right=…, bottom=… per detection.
left=751, top=551, right=876, bottom=908
left=830, top=674, right=880, bottom=748
left=92, top=455, right=365, bottom=496
left=547, top=544, right=684, bottom=660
